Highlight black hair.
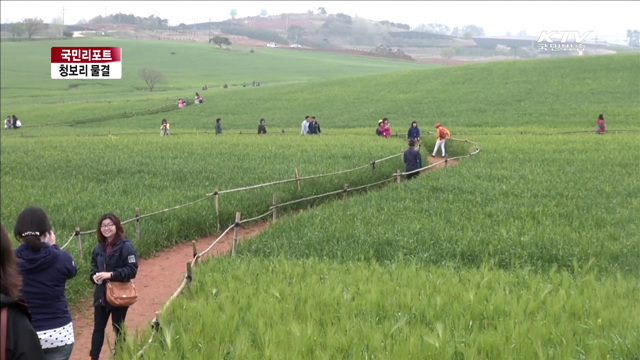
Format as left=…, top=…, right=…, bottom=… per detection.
left=14, top=206, right=52, bottom=251
left=216, top=118, right=222, bottom=123
left=598, top=114, right=604, bottom=120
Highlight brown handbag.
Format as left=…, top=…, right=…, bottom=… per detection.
left=105, top=280, right=138, bottom=307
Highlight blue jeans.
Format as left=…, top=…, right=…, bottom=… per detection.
left=43, top=343, right=74, bottom=360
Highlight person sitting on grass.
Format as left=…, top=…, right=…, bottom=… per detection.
left=195, top=92, right=204, bottom=104
left=5, top=115, right=12, bottom=129
left=178, top=99, right=185, bottom=109
left=378, top=118, right=391, bottom=138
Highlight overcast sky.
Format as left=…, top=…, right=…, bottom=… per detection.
left=2, top=1, right=638, bottom=41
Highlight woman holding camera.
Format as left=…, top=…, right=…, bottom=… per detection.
left=14, top=206, right=78, bottom=360
left=89, top=213, right=138, bottom=360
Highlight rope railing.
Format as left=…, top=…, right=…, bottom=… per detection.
left=59, top=233, right=76, bottom=250
left=208, top=152, right=402, bottom=197
left=239, top=209, right=275, bottom=225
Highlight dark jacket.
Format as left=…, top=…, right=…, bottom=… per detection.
left=15, top=243, right=77, bottom=331
left=90, top=238, right=138, bottom=308
left=403, top=146, right=422, bottom=172
left=308, top=121, right=321, bottom=134
left=1, top=293, right=46, bottom=360
left=407, top=126, right=421, bottom=140
left=258, top=124, right=267, bottom=134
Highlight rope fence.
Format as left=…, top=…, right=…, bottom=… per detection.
left=130, top=135, right=481, bottom=359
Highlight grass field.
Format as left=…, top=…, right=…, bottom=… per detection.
left=1, top=37, right=639, bottom=358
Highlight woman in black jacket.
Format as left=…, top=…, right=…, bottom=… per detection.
left=1, top=222, right=45, bottom=360
left=88, top=213, right=138, bottom=360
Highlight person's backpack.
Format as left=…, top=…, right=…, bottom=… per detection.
left=598, top=122, right=605, bottom=130
left=439, top=127, right=449, bottom=139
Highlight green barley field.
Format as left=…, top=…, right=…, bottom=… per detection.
left=1, top=38, right=639, bottom=358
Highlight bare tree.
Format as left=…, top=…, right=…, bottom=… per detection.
left=22, top=18, right=44, bottom=39
left=138, top=68, right=164, bottom=91
left=9, top=22, right=24, bottom=38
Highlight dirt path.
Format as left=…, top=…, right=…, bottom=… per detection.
left=69, top=155, right=456, bottom=360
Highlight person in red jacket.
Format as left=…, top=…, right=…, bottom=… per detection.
left=596, top=114, right=606, bottom=134
left=378, top=118, right=391, bottom=138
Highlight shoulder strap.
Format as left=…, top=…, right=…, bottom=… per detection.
left=1, top=306, right=8, bottom=360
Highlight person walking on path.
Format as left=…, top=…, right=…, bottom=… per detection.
left=301, top=116, right=310, bottom=135
left=407, top=121, right=421, bottom=143
left=403, top=139, right=423, bottom=180
left=431, top=122, right=450, bottom=158
left=14, top=206, right=78, bottom=360
left=258, top=118, right=267, bottom=134
left=88, top=213, right=138, bottom=360
left=308, top=116, right=321, bottom=135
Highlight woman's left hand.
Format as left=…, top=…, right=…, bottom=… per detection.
left=94, top=272, right=113, bottom=282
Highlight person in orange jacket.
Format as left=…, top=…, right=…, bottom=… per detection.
left=431, top=122, right=450, bottom=157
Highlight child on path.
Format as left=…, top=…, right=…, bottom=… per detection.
left=215, top=118, right=223, bottom=135
left=404, top=139, right=422, bottom=180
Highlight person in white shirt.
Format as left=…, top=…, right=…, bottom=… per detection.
left=301, top=115, right=310, bottom=135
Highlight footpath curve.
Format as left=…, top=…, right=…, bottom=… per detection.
left=68, top=155, right=458, bottom=360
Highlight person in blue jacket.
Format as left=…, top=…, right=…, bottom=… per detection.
left=14, top=206, right=77, bottom=360
left=403, top=139, right=422, bottom=180
left=407, top=121, right=421, bottom=143
left=89, top=213, right=138, bottom=360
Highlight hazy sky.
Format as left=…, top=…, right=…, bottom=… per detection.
left=2, top=1, right=638, bottom=41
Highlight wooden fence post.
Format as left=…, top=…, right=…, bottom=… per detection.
left=272, top=193, right=278, bottom=223
left=191, top=240, right=198, bottom=260
left=343, top=184, right=348, bottom=200
left=396, top=170, right=402, bottom=184
left=294, top=168, right=301, bottom=190
left=75, top=227, right=83, bottom=260
left=445, top=158, right=449, bottom=169
left=135, top=207, right=141, bottom=242
left=186, top=261, right=193, bottom=290
left=214, top=188, right=220, bottom=231
left=232, top=212, right=241, bottom=256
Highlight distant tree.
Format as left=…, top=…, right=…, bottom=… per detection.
left=50, top=16, right=64, bottom=37
left=9, top=22, right=24, bottom=38
left=450, top=26, right=461, bottom=37
left=317, top=7, right=327, bottom=16
left=424, top=23, right=451, bottom=35
left=287, top=26, right=305, bottom=43
left=461, top=24, right=485, bottom=38
left=63, top=30, right=73, bottom=38
left=77, top=18, right=88, bottom=25
left=22, top=17, right=44, bottom=39
left=627, top=29, right=640, bottom=47
left=138, top=68, right=164, bottom=91
left=210, top=36, right=232, bottom=48
left=441, top=47, right=456, bottom=59
left=517, top=30, right=528, bottom=36
left=230, top=9, right=237, bottom=20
